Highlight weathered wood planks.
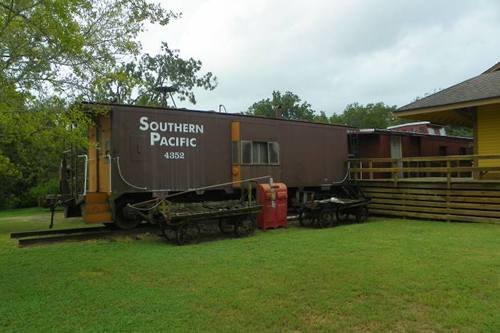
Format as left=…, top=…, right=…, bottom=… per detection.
left=359, top=180, right=500, bottom=224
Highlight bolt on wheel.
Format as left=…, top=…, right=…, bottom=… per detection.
left=219, top=218, right=235, bottom=235
left=318, top=210, right=334, bottom=228
left=336, top=206, right=350, bottom=223
left=176, top=221, right=200, bottom=245
left=299, top=209, right=316, bottom=227
left=235, top=215, right=256, bottom=237
left=355, top=206, right=369, bottom=223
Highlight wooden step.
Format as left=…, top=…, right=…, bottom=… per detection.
left=85, top=192, right=109, bottom=204
left=83, top=212, right=113, bottom=224
left=83, top=203, right=111, bottom=215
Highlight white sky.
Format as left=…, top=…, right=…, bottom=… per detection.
left=140, top=0, right=500, bottom=115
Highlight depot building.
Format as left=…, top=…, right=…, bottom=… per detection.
left=395, top=61, right=500, bottom=172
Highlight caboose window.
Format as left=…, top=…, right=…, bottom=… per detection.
left=241, top=141, right=252, bottom=164
left=252, top=142, right=268, bottom=164
left=268, top=142, right=279, bottom=164
left=240, top=141, right=279, bottom=165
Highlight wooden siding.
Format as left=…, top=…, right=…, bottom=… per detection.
left=359, top=180, right=500, bottom=224
left=477, top=104, right=500, bottom=167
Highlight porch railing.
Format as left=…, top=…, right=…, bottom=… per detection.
left=348, top=154, right=500, bottom=182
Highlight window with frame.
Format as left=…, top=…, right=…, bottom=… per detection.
left=252, top=141, right=268, bottom=164
left=268, top=142, right=279, bottom=164
left=239, top=140, right=280, bottom=165
left=241, top=141, right=252, bottom=164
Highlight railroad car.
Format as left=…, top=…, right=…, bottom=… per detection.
left=60, top=102, right=349, bottom=230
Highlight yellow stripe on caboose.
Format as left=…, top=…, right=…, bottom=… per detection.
left=231, top=121, right=241, bottom=187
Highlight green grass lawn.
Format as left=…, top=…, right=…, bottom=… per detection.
left=1, top=208, right=500, bottom=332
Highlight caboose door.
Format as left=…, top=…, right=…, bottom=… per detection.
left=88, top=114, right=112, bottom=194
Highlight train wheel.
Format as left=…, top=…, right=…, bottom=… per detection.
left=299, top=209, right=315, bottom=227
left=219, top=218, right=235, bottom=235
left=318, top=210, right=334, bottom=228
left=176, top=222, right=200, bottom=245
left=114, top=200, right=140, bottom=230
left=336, top=206, right=350, bottom=224
left=154, top=213, right=176, bottom=241
left=235, top=215, right=256, bottom=237
left=162, top=226, right=177, bottom=242
left=355, top=206, right=369, bottom=223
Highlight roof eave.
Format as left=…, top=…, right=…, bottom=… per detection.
left=396, top=96, right=500, bottom=117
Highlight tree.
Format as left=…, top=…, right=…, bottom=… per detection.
left=86, top=43, right=217, bottom=106
left=0, top=1, right=217, bottom=208
left=0, top=0, right=176, bottom=98
left=313, top=111, right=330, bottom=124
left=445, top=126, right=473, bottom=137
left=246, top=91, right=317, bottom=121
left=330, top=102, right=401, bottom=128
left=0, top=98, right=88, bottom=208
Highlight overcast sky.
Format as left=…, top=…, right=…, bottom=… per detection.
left=141, top=0, right=500, bottom=115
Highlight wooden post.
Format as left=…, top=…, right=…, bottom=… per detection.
left=369, top=160, right=373, bottom=180
left=247, top=182, right=252, bottom=205
left=446, top=160, right=451, bottom=189
left=446, top=161, right=451, bottom=223
left=393, top=159, right=399, bottom=186
left=472, top=156, right=479, bottom=180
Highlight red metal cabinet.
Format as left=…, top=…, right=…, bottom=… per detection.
left=257, top=183, right=287, bottom=230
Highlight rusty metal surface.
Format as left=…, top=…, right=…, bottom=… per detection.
left=108, top=104, right=348, bottom=194
left=239, top=117, right=347, bottom=186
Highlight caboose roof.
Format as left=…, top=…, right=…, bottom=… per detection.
left=82, top=101, right=350, bottom=128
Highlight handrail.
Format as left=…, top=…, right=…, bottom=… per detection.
left=349, top=166, right=500, bottom=173
left=107, top=154, right=112, bottom=193
left=77, top=154, right=88, bottom=195
left=348, top=154, right=500, bottom=182
left=348, top=154, right=500, bottom=163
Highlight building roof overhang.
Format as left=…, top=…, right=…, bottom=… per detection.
left=396, top=97, right=500, bottom=127
left=395, top=63, right=500, bottom=127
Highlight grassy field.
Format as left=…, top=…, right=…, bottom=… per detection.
left=1, top=208, right=500, bottom=332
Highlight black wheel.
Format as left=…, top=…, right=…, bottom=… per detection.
left=336, top=206, right=350, bottom=223
left=153, top=213, right=176, bottom=241
left=114, top=200, right=141, bottom=230
left=162, top=225, right=177, bottom=242
left=176, top=222, right=200, bottom=245
left=318, top=210, right=334, bottom=228
left=355, top=206, right=369, bottom=223
left=235, top=215, right=256, bottom=237
left=219, top=218, right=235, bottom=235
left=299, top=209, right=316, bottom=227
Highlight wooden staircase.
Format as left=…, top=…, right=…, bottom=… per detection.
left=83, top=192, right=113, bottom=224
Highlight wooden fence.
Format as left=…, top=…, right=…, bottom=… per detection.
left=349, top=154, right=500, bottom=183
left=348, top=155, right=500, bottom=224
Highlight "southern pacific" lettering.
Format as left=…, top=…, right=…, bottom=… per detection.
left=138, top=116, right=203, bottom=147
left=139, top=116, right=203, bottom=134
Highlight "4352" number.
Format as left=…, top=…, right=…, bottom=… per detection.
left=164, top=152, right=185, bottom=160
